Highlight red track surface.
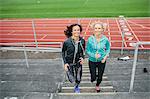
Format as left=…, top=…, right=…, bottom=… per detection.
left=0, top=18, right=150, bottom=50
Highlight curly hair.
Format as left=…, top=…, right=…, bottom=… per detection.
left=64, top=24, right=82, bottom=38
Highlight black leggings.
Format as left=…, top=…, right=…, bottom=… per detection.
left=89, top=60, right=106, bottom=86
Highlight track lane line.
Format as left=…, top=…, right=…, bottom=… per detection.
left=83, top=18, right=92, bottom=39
left=124, top=19, right=144, bottom=48
left=40, top=35, right=47, bottom=40
left=107, top=18, right=111, bottom=41
left=127, top=20, right=150, bottom=29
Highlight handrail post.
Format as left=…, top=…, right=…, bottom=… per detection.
left=129, top=42, right=150, bottom=92
left=129, top=43, right=139, bottom=92
left=23, top=44, right=29, bottom=68
left=121, top=31, right=125, bottom=55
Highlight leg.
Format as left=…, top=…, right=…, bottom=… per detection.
left=74, top=63, right=82, bottom=93
left=96, top=61, right=106, bottom=86
left=66, top=64, right=75, bottom=83
left=75, top=64, right=82, bottom=85
left=89, top=60, right=97, bottom=82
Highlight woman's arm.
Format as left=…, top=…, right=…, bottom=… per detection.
left=80, top=39, right=86, bottom=59
left=62, top=42, right=69, bottom=71
left=86, top=38, right=95, bottom=58
left=105, top=39, right=110, bottom=56
left=62, top=42, right=67, bottom=64
left=101, top=39, right=110, bottom=63
left=79, top=39, right=85, bottom=65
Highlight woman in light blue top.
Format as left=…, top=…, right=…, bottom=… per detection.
left=86, top=21, right=110, bottom=92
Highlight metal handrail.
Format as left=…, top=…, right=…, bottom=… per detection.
left=0, top=42, right=62, bottom=68
left=0, top=42, right=62, bottom=44
left=0, top=42, right=62, bottom=45
left=129, top=41, right=150, bottom=93
left=0, top=42, right=62, bottom=51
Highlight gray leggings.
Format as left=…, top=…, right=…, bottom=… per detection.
left=69, top=63, right=82, bottom=85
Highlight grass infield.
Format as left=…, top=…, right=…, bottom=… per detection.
left=0, top=0, right=149, bottom=18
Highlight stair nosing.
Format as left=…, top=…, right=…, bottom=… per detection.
left=62, top=86, right=113, bottom=89
left=58, top=92, right=116, bottom=95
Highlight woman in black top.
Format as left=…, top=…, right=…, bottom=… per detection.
left=62, top=24, right=85, bottom=93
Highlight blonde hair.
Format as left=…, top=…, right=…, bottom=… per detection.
left=90, top=21, right=107, bottom=31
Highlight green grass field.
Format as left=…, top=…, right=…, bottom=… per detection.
left=0, top=0, right=149, bottom=18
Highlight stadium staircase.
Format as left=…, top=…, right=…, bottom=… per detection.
left=1, top=52, right=149, bottom=99
left=55, top=57, right=149, bottom=99
left=56, top=58, right=115, bottom=99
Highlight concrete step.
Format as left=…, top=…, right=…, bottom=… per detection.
left=82, top=64, right=149, bottom=69
left=55, top=92, right=150, bottom=99
left=0, top=73, right=109, bottom=81
left=82, top=73, right=106, bottom=77
left=1, top=81, right=56, bottom=93
left=83, top=59, right=149, bottom=66
left=1, top=74, right=61, bottom=81
left=82, top=67, right=107, bottom=72
left=107, top=74, right=149, bottom=81
left=82, top=71, right=104, bottom=74
left=105, top=68, right=149, bottom=75
left=57, top=92, right=116, bottom=95
left=111, top=80, right=150, bottom=92
left=62, top=81, right=112, bottom=87
left=61, top=86, right=114, bottom=93
left=64, top=76, right=108, bottom=82
left=1, top=67, right=64, bottom=75
left=82, top=76, right=108, bottom=81
left=1, top=92, right=50, bottom=99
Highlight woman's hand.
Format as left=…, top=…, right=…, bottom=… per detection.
left=79, top=57, right=84, bottom=65
left=95, top=53, right=101, bottom=59
left=101, top=58, right=106, bottom=63
left=64, top=63, right=69, bottom=71
left=101, top=56, right=107, bottom=63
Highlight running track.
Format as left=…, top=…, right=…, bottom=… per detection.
left=0, top=18, right=150, bottom=50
